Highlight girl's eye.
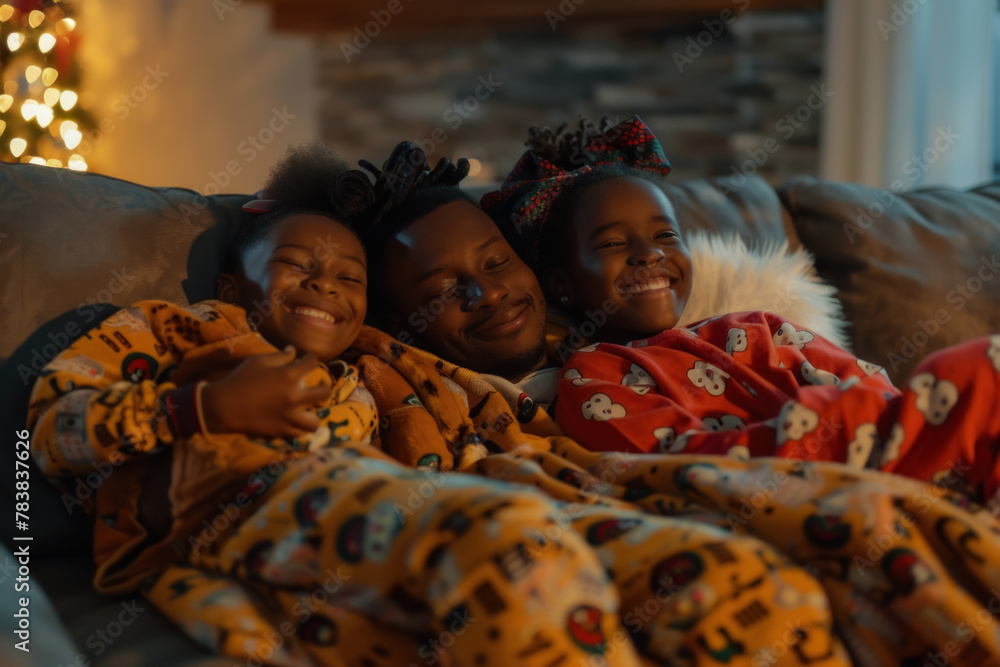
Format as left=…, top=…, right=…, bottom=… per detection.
left=278, top=259, right=310, bottom=271
left=656, top=231, right=679, bottom=240
left=340, top=275, right=365, bottom=285
left=596, top=240, right=625, bottom=250
left=485, top=257, right=510, bottom=270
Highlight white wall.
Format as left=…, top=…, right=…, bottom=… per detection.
left=77, top=0, right=318, bottom=194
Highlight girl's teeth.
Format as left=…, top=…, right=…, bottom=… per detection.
left=294, top=307, right=337, bottom=324
left=627, top=277, right=671, bottom=295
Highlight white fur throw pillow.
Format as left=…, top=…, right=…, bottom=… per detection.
left=676, top=231, right=851, bottom=350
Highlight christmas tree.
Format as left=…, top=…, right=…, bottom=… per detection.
left=0, top=0, right=92, bottom=169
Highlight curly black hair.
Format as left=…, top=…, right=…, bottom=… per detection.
left=354, top=141, right=473, bottom=310
left=491, top=116, right=669, bottom=277
left=524, top=116, right=621, bottom=170
left=226, top=142, right=375, bottom=273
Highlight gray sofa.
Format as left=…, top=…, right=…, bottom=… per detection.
left=2, top=160, right=1000, bottom=665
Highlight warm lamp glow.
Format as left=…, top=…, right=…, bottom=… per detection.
left=38, top=33, right=56, bottom=53
left=28, top=10, right=45, bottom=28
left=35, top=104, right=54, bottom=128
left=42, top=68, right=58, bottom=86
left=0, top=120, right=5, bottom=137
left=0, top=5, right=13, bottom=22
left=43, top=88, right=60, bottom=106
left=7, top=32, right=23, bottom=51
left=56, top=18, right=76, bottom=34
left=0, top=94, right=12, bottom=113
left=28, top=156, right=45, bottom=165
left=62, top=128, right=82, bottom=150
left=68, top=154, right=87, bottom=171
left=46, top=158, right=62, bottom=168
left=59, top=90, right=77, bottom=110
left=25, top=66, right=41, bottom=83
left=20, top=99, right=38, bottom=120
left=10, top=138, right=27, bottom=157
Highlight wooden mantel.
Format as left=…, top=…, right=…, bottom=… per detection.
left=254, top=0, right=823, bottom=34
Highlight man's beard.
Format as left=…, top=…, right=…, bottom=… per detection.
left=472, top=334, right=549, bottom=382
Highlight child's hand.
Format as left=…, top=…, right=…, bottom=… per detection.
left=200, top=347, right=330, bottom=439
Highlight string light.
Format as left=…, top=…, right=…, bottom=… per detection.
left=1, top=2, right=91, bottom=169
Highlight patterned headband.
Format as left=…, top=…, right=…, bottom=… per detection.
left=480, top=115, right=671, bottom=270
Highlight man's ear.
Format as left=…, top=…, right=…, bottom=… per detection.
left=546, top=268, right=574, bottom=308
left=216, top=274, right=240, bottom=303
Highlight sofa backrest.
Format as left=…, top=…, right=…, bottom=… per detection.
left=778, top=176, right=1000, bottom=382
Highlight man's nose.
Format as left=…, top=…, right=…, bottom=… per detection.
left=463, top=276, right=507, bottom=309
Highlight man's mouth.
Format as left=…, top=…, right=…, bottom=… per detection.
left=469, top=300, right=532, bottom=340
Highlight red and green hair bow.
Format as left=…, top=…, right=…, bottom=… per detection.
left=480, top=115, right=671, bottom=271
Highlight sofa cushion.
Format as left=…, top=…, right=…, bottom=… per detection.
left=0, top=162, right=250, bottom=361
left=664, top=175, right=803, bottom=251
left=778, top=176, right=1000, bottom=384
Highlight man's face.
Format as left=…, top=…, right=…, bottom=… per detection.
left=381, top=200, right=548, bottom=380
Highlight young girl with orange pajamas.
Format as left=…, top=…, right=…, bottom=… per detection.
left=482, top=116, right=1000, bottom=510
left=25, top=145, right=645, bottom=667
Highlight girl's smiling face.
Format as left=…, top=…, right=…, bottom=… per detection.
left=552, top=177, right=692, bottom=343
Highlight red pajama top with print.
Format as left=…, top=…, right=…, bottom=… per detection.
left=555, top=311, right=1000, bottom=506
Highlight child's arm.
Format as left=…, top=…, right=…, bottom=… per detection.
left=27, top=300, right=330, bottom=478
left=27, top=302, right=187, bottom=477
left=554, top=311, right=899, bottom=459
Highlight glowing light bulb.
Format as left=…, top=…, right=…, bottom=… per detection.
left=25, top=66, right=41, bottom=83
left=42, top=68, right=58, bottom=86
left=46, top=158, right=63, bottom=168
left=7, top=32, right=24, bottom=51
left=35, top=105, right=54, bottom=128
left=28, top=10, right=45, bottom=28
left=0, top=5, right=14, bottom=22
left=43, top=88, right=60, bottom=106
left=38, top=33, right=56, bottom=53
left=62, top=128, right=82, bottom=150
left=28, top=156, right=45, bottom=165
left=467, top=158, right=482, bottom=178
left=0, top=94, right=12, bottom=113
left=56, top=18, right=76, bottom=35
left=20, top=99, right=38, bottom=120
left=0, top=120, right=6, bottom=137
left=59, top=120, right=78, bottom=136
left=68, top=154, right=87, bottom=171
left=59, top=90, right=77, bottom=110
left=10, top=138, right=27, bottom=157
